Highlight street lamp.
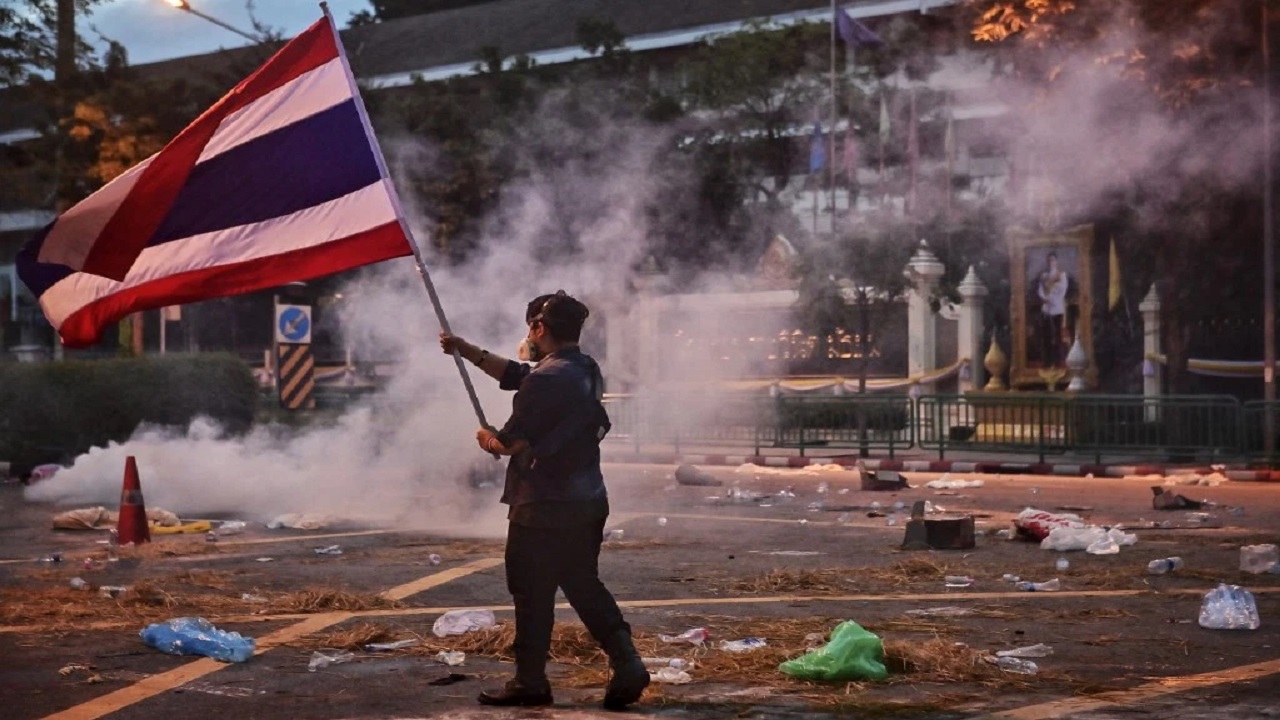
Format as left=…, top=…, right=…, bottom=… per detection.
left=164, top=0, right=263, bottom=44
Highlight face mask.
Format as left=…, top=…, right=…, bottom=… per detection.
left=517, top=337, right=544, bottom=363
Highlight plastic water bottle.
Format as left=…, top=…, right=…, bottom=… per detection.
left=1015, top=578, right=1061, bottom=592
left=107, top=529, right=120, bottom=562
left=995, top=656, right=1039, bottom=674
left=140, top=617, right=256, bottom=662
left=1147, top=557, right=1184, bottom=575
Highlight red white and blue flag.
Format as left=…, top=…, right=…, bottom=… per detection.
left=17, top=14, right=413, bottom=347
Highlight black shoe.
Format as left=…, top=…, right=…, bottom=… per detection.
left=602, top=631, right=650, bottom=711
left=477, top=679, right=553, bottom=707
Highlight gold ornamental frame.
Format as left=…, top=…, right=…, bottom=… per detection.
left=1009, top=224, right=1095, bottom=389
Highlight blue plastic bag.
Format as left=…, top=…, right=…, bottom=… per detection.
left=140, top=617, right=256, bottom=662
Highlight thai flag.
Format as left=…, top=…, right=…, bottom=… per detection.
left=17, top=14, right=414, bottom=348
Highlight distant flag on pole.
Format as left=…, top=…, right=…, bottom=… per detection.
left=17, top=14, right=414, bottom=348
left=1108, top=237, right=1122, bottom=311
left=809, top=122, right=827, bottom=174
left=835, top=8, right=883, bottom=47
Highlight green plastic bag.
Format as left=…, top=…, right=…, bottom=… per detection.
left=778, top=620, right=888, bottom=681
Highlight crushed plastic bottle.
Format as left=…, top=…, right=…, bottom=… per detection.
left=1055, top=557, right=1070, bottom=572
left=365, top=639, right=420, bottom=651
left=642, top=657, right=693, bottom=670
left=603, top=528, right=625, bottom=542
left=944, top=575, right=975, bottom=588
left=308, top=649, right=355, bottom=671
left=1240, top=544, right=1279, bottom=574
left=140, top=617, right=256, bottom=662
left=1001, top=573, right=1020, bottom=583
left=313, top=545, right=343, bottom=555
left=69, top=577, right=89, bottom=590
left=649, top=667, right=693, bottom=684
left=996, top=643, right=1053, bottom=658
left=1198, top=583, right=1261, bottom=630
left=217, top=521, right=247, bottom=536
left=435, top=650, right=466, bottom=666
left=995, top=656, right=1039, bottom=674
left=1147, top=557, right=1184, bottom=575
left=656, top=517, right=668, bottom=527
left=658, top=627, right=709, bottom=646
left=107, top=529, right=120, bottom=562
left=1015, top=578, right=1061, bottom=592
left=427, top=553, right=442, bottom=566
left=718, top=637, right=767, bottom=652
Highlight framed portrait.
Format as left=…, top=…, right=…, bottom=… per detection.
left=1009, top=225, right=1095, bottom=389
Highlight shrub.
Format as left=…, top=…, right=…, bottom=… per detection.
left=0, top=354, right=256, bottom=473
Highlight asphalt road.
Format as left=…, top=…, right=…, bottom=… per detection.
left=1, top=463, right=1278, bottom=719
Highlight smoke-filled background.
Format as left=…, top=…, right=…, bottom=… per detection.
left=22, top=2, right=1274, bottom=521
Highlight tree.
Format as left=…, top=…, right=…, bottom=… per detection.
left=348, top=0, right=496, bottom=26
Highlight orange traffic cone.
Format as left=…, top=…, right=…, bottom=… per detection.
left=117, top=456, right=151, bottom=545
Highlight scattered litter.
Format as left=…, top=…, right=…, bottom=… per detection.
left=140, top=617, right=255, bottom=663
left=1040, top=526, right=1136, bottom=553
left=650, top=667, right=693, bottom=684
left=719, top=638, right=767, bottom=652
left=1147, top=557, right=1184, bottom=575
left=267, top=513, right=334, bottom=530
left=992, top=656, right=1038, bottom=674
left=98, top=585, right=128, bottom=599
left=642, top=657, right=693, bottom=670
left=1152, top=487, right=1203, bottom=510
left=944, top=575, right=975, bottom=588
left=217, top=521, right=247, bottom=535
left=432, top=609, right=496, bottom=637
left=365, top=639, right=420, bottom=651
left=857, top=461, right=910, bottom=491
left=996, top=643, right=1053, bottom=658
left=59, top=663, right=90, bottom=676
left=1162, top=473, right=1226, bottom=487
left=658, top=627, right=709, bottom=646
left=51, top=506, right=179, bottom=531
left=1199, top=584, right=1261, bottom=630
left=240, top=593, right=268, bottom=603
left=926, top=478, right=984, bottom=489
left=428, top=554, right=442, bottom=565
left=313, top=545, right=343, bottom=555
left=435, top=650, right=466, bottom=665
left=657, top=517, right=668, bottom=527
left=1015, top=509, right=1084, bottom=541
left=778, top=620, right=887, bottom=681
left=1057, top=505, right=1093, bottom=512
left=603, top=528, right=625, bottom=541
left=308, top=649, right=355, bottom=671
left=1015, top=578, right=1061, bottom=592
left=674, top=464, right=722, bottom=487
left=69, top=577, right=89, bottom=591
left=904, top=607, right=972, bottom=617
left=255, top=557, right=274, bottom=563
left=750, top=550, right=823, bottom=556
left=1240, top=544, right=1279, bottom=574
left=804, top=632, right=826, bottom=646
left=994, top=529, right=1014, bottom=540
left=1001, top=574, right=1020, bottom=582
left=1055, top=557, right=1070, bottom=572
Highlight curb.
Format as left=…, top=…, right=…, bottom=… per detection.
left=602, top=452, right=1280, bottom=481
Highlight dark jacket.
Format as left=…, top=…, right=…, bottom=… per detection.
left=494, top=347, right=610, bottom=508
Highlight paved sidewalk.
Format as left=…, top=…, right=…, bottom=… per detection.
left=602, top=445, right=1280, bottom=481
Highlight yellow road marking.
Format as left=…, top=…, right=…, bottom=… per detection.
left=380, top=557, right=503, bottom=601
left=975, top=657, right=1280, bottom=719
left=38, top=558, right=502, bottom=720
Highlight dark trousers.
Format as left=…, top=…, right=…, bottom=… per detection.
left=505, top=517, right=629, bottom=682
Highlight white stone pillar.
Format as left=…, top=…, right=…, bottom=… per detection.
left=904, top=240, right=946, bottom=391
left=956, top=266, right=988, bottom=393
left=1139, top=284, right=1162, bottom=421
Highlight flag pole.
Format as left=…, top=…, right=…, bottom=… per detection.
left=829, top=0, right=838, bottom=224
left=319, top=2, right=495, bottom=437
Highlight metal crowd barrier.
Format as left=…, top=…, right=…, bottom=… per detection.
left=605, top=392, right=1260, bottom=463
